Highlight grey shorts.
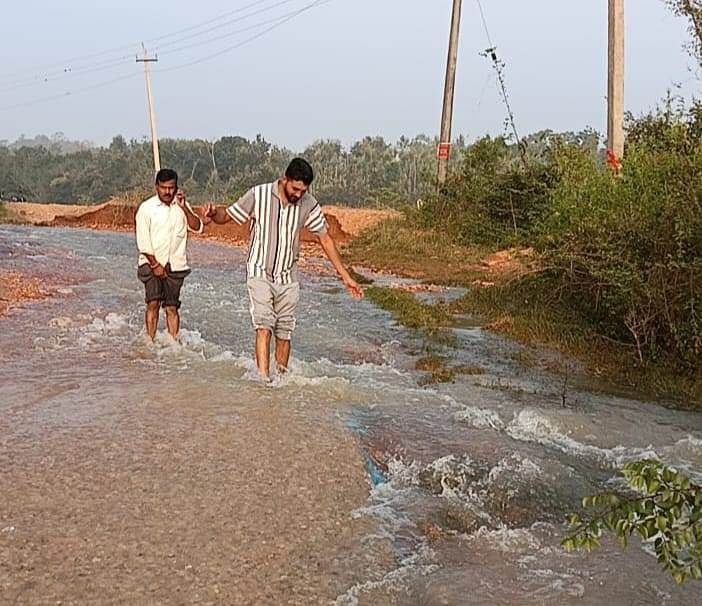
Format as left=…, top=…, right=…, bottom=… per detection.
left=137, top=263, right=191, bottom=309
left=247, top=277, right=300, bottom=340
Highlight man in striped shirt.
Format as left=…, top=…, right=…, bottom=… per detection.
left=204, top=158, right=363, bottom=379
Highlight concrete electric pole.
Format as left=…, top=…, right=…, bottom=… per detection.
left=607, top=0, right=625, bottom=161
left=136, top=45, right=161, bottom=172
left=437, top=0, right=463, bottom=186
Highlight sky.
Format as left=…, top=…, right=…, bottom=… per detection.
left=0, top=0, right=698, bottom=150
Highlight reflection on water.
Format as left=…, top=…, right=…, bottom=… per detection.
left=2, top=225, right=702, bottom=604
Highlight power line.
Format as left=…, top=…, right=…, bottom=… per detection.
left=154, top=11, right=311, bottom=59
left=156, top=0, right=333, bottom=74
left=2, top=1, right=308, bottom=92
left=2, top=55, right=134, bottom=93
left=153, top=0, right=300, bottom=53
left=146, top=0, right=288, bottom=47
left=0, top=0, right=336, bottom=112
left=0, top=43, right=138, bottom=84
left=0, top=0, right=295, bottom=86
left=0, top=73, right=140, bottom=112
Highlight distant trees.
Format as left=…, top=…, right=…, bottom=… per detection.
left=0, top=132, right=92, bottom=155
left=0, top=133, right=460, bottom=206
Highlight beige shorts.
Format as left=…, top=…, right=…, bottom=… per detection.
left=246, top=277, right=300, bottom=340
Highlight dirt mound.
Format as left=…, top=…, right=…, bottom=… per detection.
left=321, top=205, right=401, bottom=237
left=54, top=202, right=136, bottom=230
left=49, top=201, right=351, bottom=244
left=6, top=201, right=399, bottom=252
left=4, top=202, right=104, bottom=224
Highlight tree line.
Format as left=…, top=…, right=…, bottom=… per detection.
left=0, top=133, right=469, bottom=207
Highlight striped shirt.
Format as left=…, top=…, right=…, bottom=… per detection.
left=226, top=181, right=328, bottom=285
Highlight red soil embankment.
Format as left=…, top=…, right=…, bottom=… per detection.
left=48, top=202, right=352, bottom=244
left=4, top=201, right=398, bottom=245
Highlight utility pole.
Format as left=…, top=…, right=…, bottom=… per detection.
left=136, top=45, right=161, bottom=172
left=437, top=0, right=463, bottom=186
left=607, top=0, right=625, bottom=161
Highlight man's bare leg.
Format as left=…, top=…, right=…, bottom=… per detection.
left=164, top=306, right=180, bottom=339
left=255, top=328, right=272, bottom=378
left=275, top=338, right=291, bottom=374
left=145, top=300, right=160, bottom=341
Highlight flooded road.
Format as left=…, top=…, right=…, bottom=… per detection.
left=1, top=225, right=701, bottom=604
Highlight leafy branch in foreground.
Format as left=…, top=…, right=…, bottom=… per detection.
left=562, top=460, right=702, bottom=584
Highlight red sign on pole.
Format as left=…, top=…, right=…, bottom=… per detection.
left=437, top=142, right=452, bottom=160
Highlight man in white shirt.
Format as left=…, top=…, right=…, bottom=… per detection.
left=135, top=168, right=203, bottom=340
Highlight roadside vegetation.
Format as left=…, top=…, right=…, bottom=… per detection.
left=348, top=103, right=702, bottom=406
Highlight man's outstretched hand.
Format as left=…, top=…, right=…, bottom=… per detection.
left=343, top=277, right=364, bottom=299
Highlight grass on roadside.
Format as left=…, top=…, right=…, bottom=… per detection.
left=352, top=217, right=702, bottom=406
left=454, top=280, right=702, bottom=407
left=344, top=216, right=485, bottom=285
left=365, top=285, right=458, bottom=349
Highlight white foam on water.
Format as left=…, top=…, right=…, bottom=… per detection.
left=333, top=542, right=438, bottom=606
left=519, top=567, right=586, bottom=600
left=467, top=525, right=542, bottom=553
left=372, top=452, right=545, bottom=523
left=351, top=458, right=422, bottom=531
left=506, top=408, right=660, bottom=467
left=269, top=370, right=351, bottom=391
left=48, top=316, right=74, bottom=329
left=191, top=354, right=359, bottom=393
left=95, top=312, right=130, bottom=333
left=676, top=434, right=702, bottom=448
left=71, top=312, right=133, bottom=349
left=351, top=490, right=413, bottom=533
left=305, top=357, right=419, bottom=396
left=176, top=328, right=207, bottom=349
left=152, top=331, right=205, bottom=363
left=663, top=434, right=702, bottom=460
left=659, top=435, right=702, bottom=483
left=421, top=454, right=475, bottom=499
left=149, top=329, right=248, bottom=369
left=385, top=456, right=423, bottom=487
left=209, top=350, right=249, bottom=364
left=454, top=405, right=505, bottom=431
left=486, top=453, right=542, bottom=485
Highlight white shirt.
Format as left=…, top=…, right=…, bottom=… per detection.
left=135, top=195, right=202, bottom=271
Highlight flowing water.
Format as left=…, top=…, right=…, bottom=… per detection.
left=1, top=225, right=702, bottom=604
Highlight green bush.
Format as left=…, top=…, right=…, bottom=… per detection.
left=417, top=135, right=559, bottom=247
left=564, top=460, right=702, bottom=584
left=534, top=106, right=702, bottom=367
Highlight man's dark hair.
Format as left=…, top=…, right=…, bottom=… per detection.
left=155, top=168, right=178, bottom=185
left=285, top=158, right=314, bottom=185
